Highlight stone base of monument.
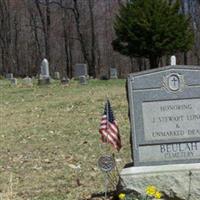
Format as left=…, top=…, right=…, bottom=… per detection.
left=120, top=163, right=200, bottom=200
left=38, top=78, right=50, bottom=85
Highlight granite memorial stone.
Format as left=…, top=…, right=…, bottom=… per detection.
left=171, top=55, right=176, bottom=66
left=10, top=78, right=17, bottom=85
left=79, top=75, right=88, bottom=85
left=23, top=76, right=33, bottom=87
left=38, top=58, right=50, bottom=85
left=61, top=77, right=69, bottom=85
left=6, top=73, right=13, bottom=80
left=127, top=65, right=200, bottom=166
left=74, top=63, right=88, bottom=78
left=120, top=65, right=200, bottom=200
left=110, top=68, right=118, bottom=79
left=54, top=72, right=60, bottom=80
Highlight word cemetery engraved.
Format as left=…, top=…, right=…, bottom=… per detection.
left=98, top=155, right=115, bottom=172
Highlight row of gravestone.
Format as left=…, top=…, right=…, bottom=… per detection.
left=6, top=75, right=33, bottom=87
left=6, top=73, right=87, bottom=86
left=5, top=58, right=118, bottom=85
left=38, top=58, right=118, bottom=82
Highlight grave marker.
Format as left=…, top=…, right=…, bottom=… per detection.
left=23, top=77, right=33, bottom=87
left=61, top=77, right=69, bottom=85
left=127, top=65, right=200, bottom=166
left=74, top=64, right=88, bottom=78
left=79, top=75, right=88, bottom=85
left=6, top=73, right=13, bottom=80
left=110, top=68, right=118, bottom=79
left=120, top=64, right=200, bottom=200
left=10, top=78, right=17, bottom=86
left=171, top=55, right=176, bottom=66
left=38, top=58, right=50, bottom=85
left=54, top=72, right=60, bottom=80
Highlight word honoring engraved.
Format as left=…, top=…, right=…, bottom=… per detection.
left=139, top=142, right=200, bottom=162
left=142, top=99, right=200, bottom=141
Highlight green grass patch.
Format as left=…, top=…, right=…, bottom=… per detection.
left=0, top=79, right=131, bottom=199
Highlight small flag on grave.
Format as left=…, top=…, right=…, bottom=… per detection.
left=99, top=99, right=121, bottom=151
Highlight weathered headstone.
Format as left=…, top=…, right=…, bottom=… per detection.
left=110, top=68, right=118, bottom=79
left=54, top=72, right=60, bottom=80
left=38, top=58, right=50, bottom=85
left=6, top=73, right=13, bottom=80
left=79, top=75, right=88, bottom=85
left=10, top=78, right=17, bottom=86
left=120, top=65, right=200, bottom=200
left=23, top=76, right=33, bottom=87
left=60, top=77, right=69, bottom=85
left=74, top=63, right=88, bottom=78
left=171, top=55, right=176, bottom=66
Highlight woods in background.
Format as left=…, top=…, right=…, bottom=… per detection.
left=0, top=0, right=200, bottom=78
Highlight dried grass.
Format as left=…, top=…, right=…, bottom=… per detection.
left=0, top=79, right=131, bottom=200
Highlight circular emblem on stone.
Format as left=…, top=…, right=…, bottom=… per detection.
left=168, top=74, right=180, bottom=91
left=163, top=73, right=185, bottom=93
left=98, top=155, right=115, bottom=172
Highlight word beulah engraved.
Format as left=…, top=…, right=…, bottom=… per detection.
left=163, top=73, right=185, bottom=92
left=139, top=142, right=200, bottom=162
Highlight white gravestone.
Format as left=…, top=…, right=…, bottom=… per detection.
left=171, top=55, right=176, bottom=66
left=38, top=58, right=50, bottom=85
left=23, top=77, right=33, bottom=87
left=40, top=58, right=50, bottom=78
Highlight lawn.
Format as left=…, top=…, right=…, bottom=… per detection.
left=0, top=79, right=131, bottom=200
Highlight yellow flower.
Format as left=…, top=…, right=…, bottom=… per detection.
left=118, top=193, right=126, bottom=200
left=154, top=191, right=162, bottom=199
left=146, top=185, right=157, bottom=196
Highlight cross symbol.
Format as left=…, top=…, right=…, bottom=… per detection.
left=171, top=76, right=178, bottom=87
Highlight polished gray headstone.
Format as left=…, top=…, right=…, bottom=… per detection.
left=127, top=65, right=200, bottom=166
left=74, top=63, right=88, bottom=78
left=110, top=68, right=118, bottom=79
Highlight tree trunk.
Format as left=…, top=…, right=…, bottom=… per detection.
left=88, top=0, right=96, bottom=78
left=0, top=0, right=11, bottom=74
left=73, top=0, right=90, bottom=73
left=62, top=8, right=71, bottom=78
left=35, top=0, right=51, bottom=62
left=149, top=55, right=160, bottom=69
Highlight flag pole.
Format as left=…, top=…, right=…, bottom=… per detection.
left=105, top=96, right=109, bottom=200
left=106, top=96, right=109, bottom=145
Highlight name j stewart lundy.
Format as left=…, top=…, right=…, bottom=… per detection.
left=160, top=104, right=192, bottom=112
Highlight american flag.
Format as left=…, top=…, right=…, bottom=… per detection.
left=99, top=100, right=121, bottom=151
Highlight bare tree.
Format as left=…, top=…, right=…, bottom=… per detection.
left=34, top=0, right=51, bottom=62
left=0, top=0, right=11, bottom=74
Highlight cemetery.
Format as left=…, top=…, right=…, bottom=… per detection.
left=0, top=59, right=199, bottom=199
left=0, top=0, right=200, bottom=200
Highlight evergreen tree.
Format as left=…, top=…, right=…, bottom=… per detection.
left=112, top=0, right=194, bottom=68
